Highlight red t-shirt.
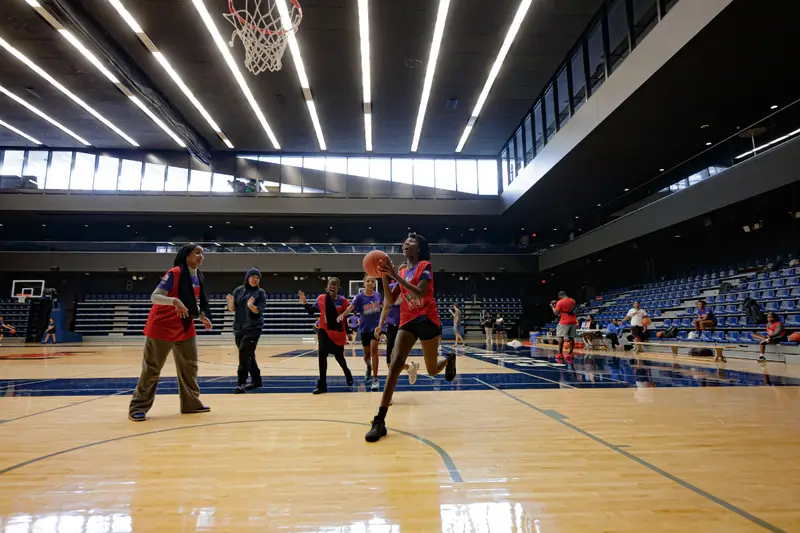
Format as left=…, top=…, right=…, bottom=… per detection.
left=399, top=261, right=440, bottom=327
left=144, top=266, right=199, bottom=342
left=555, top=297, right=578, bottom=326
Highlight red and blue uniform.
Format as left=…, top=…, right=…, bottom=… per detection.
left=312, top=294, right=350, bottom=346
left=144, top=266, right=199, bottom=342
left=398, top=261, right=440, bottom=327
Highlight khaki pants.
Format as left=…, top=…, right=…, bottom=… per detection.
left=129, top=336, right=204, bottom=416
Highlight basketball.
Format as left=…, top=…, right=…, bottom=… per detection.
left=363, top=250, right=389, bottom=277
left=642, top=317, right=652, bottom=327
left=789, top=332, right=800, bottom=343
left=9, top=329, right=15, bottom=335
left=657, top=331, right=664, bottom=339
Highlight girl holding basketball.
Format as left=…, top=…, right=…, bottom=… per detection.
left=299, top=277, right=354, bottom=394
left=338, top=275, right=384, bottom=391
left=365, top=233, right=455, bottom=443
left=0, top=316, right=16, bottom=340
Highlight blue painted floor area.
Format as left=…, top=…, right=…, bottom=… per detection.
left=1, top=345, right=797, bottom=397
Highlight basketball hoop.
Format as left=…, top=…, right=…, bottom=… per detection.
left=224, top=0, right=303, bottom=74
left=15, top=294, right=27, bottom=304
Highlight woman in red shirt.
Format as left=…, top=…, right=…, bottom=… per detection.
left=299, top=277, right=354, bottom=394
left=365, top=233, right=456, bottom=443
left=129, top=244, right=212, bottom=422
left=753, top=311, right=787, bottom=362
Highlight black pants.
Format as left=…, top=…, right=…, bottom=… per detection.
left=606, top=332, right=619, bottom=349
left=318, top=330, right=352, bottom=385
left=235, top=329, right=262, bottom=386
left=385, top=323, right=399, bottom=365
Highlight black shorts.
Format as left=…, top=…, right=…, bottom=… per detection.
left=631, top=325, right=644, bottom=338
left=360, top=330, right=377, bottom=347
left=761, top=337, right=783, bottom=345
left=399, top=318, right=442, bottom=341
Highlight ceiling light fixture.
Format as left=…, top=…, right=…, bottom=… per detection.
left=106, top=0, right=234, bottom=148
left=0, top=118, right=41, bottom=145
left=0, top=35, right=138, bottom=146
left=358, top=0, right=372, bottom=151
left=705, top=142, right=712, bottom=146
left=659, top=168, right=665, bottom=172
left=410, top=0, right=451, bottom=152
left=455, top=0, right=533, bottom=152
left=191, top=0, right=283, bottom=148
left=0, top=84, right=90, bottom=145
left=770, top=105, right=778, bottom=110
left=735, top=127, right=800, bottom=160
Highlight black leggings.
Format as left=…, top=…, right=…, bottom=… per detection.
left=606, top=332, right=619, bottom=349
left=385, top=323, right=399, bottom=365
left=235, top=330, right=262, bottom=386
left=318, top=330, right=352, bottom=384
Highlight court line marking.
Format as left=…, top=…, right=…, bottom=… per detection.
left=445, top=346, right=578, bottom=389
left=0, top=418, right=463, bottom=483
left=0, top=374, right=230, bottom=426
left=473, top=378, right=786, bottom=533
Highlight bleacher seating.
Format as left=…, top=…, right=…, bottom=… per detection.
left=74, top=292, right=523, bottom=338
left=0, top=298, right=30, bottom=338
left=540, top=262, right=800, bottom=355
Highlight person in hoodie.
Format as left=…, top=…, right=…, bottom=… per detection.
left=128, top=244, right=212, bottom=422
left=226, top=267, right=267, bottom=394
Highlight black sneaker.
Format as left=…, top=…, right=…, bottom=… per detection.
left=182, top=405, right=210, bottom=414
left=245, top=381, right=262, bottom=391
left=758, top=355, right=766, bottom=363
left=234, top=385, right=246, bottom=394
left=345, top=373, right=354, bottom=387
left=128, top=412, right=146, bottom=422
left=312, top=381, right=327, bottom=395
left=445, top=353, right=457, bottom=382
left=365, top=416, right=387, bottom=442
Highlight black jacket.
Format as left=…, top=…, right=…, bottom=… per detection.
left=232, top=278, right=267, bottom=333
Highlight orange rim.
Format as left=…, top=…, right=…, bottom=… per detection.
left=228, top=0, right=303, bottom=36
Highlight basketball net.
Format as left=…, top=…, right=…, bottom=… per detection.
left=15, top=295, right=27, bottom=304
left=224, top=0, right=303, bottom=74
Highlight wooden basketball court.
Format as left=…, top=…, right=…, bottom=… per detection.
left=1, top=341, right=798, bottom=532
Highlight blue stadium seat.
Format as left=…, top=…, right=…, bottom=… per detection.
left=739, top=332, right=758, bottom=344
left=780, top=300, right=796, bottom=311
left=726, top=317, right=740, bottom=327
left=676, top=331, right=689, bottom=341
left=662, top=319, right=672, bottom=328
left=775, top=289, right=790, bottom=299
left=772, top=279, right=785, bottom=288
left=787, top=277, right=799, bottom=287
left=765, top=301, right=779, bottom=311
left=725, top=331, right=740, bottom=342
left=786, top=315, right=800, bottom=326
left=710, top=331, right=727, bottom=343
left=680, top=318, right=692, bottom=327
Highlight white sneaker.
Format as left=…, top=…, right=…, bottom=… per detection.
left=371, top=377, right=380, bottom=391
left=407, top=361, right=419, bottom=385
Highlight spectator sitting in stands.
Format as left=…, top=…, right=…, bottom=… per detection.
left=693, top=300, right=717, bottom=332
left=753, top=312, right=787, bottom=362
left=605, top=319, right=621, bottom=350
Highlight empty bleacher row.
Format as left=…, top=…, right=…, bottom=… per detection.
left=0, top=298, right=29, bottom=338
left=543, top=265, right=800, bottom=351
left=75, top=292, right=523, bottom=338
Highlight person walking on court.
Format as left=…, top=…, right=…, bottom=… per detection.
left=481, top=310, right=493, bottom=344
left=620, top=301, right=648, bottom=352
left=450, top=303, right=464, bottom=346
left=365, top=233, right=451, bottom=443
left=129, top=244, right=212, bottom=422
left=299, top=277, right=354, bottom=394
left=226, top=267, right=267, bottom=394
left=338, top=275, right=383, bottom=391
left=551, top=291, right=577, bottom=361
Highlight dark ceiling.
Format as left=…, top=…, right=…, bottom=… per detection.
left=0, top=0, right=604, bottom=155
left=505, top=0, right=800, bottom=241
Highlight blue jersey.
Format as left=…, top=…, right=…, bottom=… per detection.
left=386, top=282, right=401, bottom=326
left=351, top=291, right=383, bottom=333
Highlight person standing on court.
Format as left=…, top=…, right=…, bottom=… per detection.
left=481, top=310, right=493, bottom=344
left=129, top=244, right=212, bottom=422
left=227, top=267, right=267, bottom=394
left=450, top=303, right=464, bottom=346
left=299, top=277, right=354, bottom=394
left=338, top=275, right=383, bottom=391
left=550, top=291, right=577, bottom=360
left=620, top=300, right=648, bottom=352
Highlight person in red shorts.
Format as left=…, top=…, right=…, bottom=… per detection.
left=128, top=244, right=213, bottom=422
left=550, top=291, right=578, bottom=360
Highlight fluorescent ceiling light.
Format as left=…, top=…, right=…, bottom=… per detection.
left=191, top=0, right=281, bottom=149
left=105, top=0, right=233, bottom=148
left=0, top=118, right=42, bottom=144
left=411, top=0, right=451, bottom=152
left=0, top=84, right=90, bottom=145
left=735, top=127, right=800, bottom=160
left=358, top=0, right=372, bottom=151
left=455, top=0, right=533, bottom=153
left=0, top=34, right=138, bottom=146
left=24, top=2, right=185, bottom=147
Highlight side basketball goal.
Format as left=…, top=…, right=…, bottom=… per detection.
left=224, top=0, right=303, bottom=74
